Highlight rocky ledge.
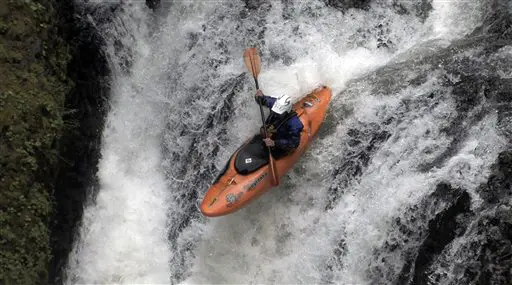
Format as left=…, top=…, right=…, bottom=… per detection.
left=0, top=0, right=111, bottom=283
left=0, top=0, right=71, bottom=283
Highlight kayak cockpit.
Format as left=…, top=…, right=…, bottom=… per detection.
left=234, top=135, right=269, bottom=175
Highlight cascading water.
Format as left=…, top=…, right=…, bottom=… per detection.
left=64, top=0, right=512, bottom=284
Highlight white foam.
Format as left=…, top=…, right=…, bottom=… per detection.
left=65, top=3, right=172, bottom=284
left=428, top=0, right=484, bottom=40
left=67, top=0, right=500, bottom=284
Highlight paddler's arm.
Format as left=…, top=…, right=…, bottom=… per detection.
left=255, top=90, right=276, bottom=108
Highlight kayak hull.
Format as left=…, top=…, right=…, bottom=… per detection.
left=200, top=86, right=332, bottom=217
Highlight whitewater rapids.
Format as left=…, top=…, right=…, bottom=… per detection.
left=65, top=1, right=512, bottom=284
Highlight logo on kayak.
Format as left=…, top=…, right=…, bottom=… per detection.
left=303, top=101, right=313, bottom=108
left=308, top=94, right=321, bottom=102
left=244, top=172, right=268, bottom=191
left=226, top=192, right=243, bottom=207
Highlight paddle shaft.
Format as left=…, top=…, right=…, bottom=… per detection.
left=244, top=48, right=279, bottom=186
left=253, top=79, right=270, bottom=138
left=254, top=79, right=279, bottom=185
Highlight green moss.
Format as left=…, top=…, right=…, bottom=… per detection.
left=0, top=0, right=72, bottom=283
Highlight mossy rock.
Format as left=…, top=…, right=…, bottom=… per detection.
left=0, top=0, right=72, bottom=283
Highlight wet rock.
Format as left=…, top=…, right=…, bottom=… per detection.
left=470, top=0, right=512, bottom=41
left=424, top=152, right=512, bottom=285
left=325, top=123, right=391, bottom=210
left=0, top=0, right=73, bottom=283
left=49, top=1, right=111, bottom=283
left=368, top=183, right=472, bottom=284
left=146, top=0, right=160, bottom=10
left=410, top=186, right=471, bottom=285
left=323, top=0, right=371, bottom=12
left=242, top=0, right=269, bottom=10
left=477, top=151, right=512, bottom=204
left=391, top=2, right=408, bottom=15
left=391, top=0, right=433, bottom=22
left=376, top=23, right=393, bottom=50
left=464, top=209, right=512, bottom=284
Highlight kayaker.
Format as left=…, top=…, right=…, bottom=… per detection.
left=255, top=90, right=304, bottom=158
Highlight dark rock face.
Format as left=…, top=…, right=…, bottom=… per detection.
left=146, top=0, right=160, bottom=10
left=326, top=123, right=392, bottom=210
left=323, top=0, right=372, bottom=12
left=478, top=152, right=512, bottom=204
left=242, top=0, right=270, bottom=11
left=419, top=152, right=512, bottom=285
left=49, top=1, right=111, bottom=283
left=0, top=0, right=72, bottom=283
left=469, top=151, right=512, bottom=285
left=391, top=0, right=433, bottom=22
left=470, top=0, right=512, bottom=40
left=367, top=184, right=472, bottom=284
left=408, top=185, right=472, bottom=285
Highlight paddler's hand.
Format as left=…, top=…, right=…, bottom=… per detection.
left=255, top=89, right=264, bottom=104
left=263, top=138, right=275, bottom=147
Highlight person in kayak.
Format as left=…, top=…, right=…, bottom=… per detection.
left=255, top=90, right=304, bottom=159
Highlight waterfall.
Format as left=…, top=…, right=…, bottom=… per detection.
left=65, top=0, right=512, bottom=284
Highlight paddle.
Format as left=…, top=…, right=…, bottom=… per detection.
left=243, top=47, right=280, bottom=186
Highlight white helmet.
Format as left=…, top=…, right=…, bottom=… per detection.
left=271, top=95, right=292, bottom=114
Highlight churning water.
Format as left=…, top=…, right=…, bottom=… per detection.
left=65, top=0, right=512, bottom=284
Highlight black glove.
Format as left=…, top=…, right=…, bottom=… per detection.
left=255, top=95, right=264, bottom=104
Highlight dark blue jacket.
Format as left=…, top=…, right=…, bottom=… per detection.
left=258, top=95, right=304, bottom=150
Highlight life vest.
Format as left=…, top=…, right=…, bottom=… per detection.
left=261, top=111, right=298, bottom=138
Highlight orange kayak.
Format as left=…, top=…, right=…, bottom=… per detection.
left=200, top=86, right=332, bottom=217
